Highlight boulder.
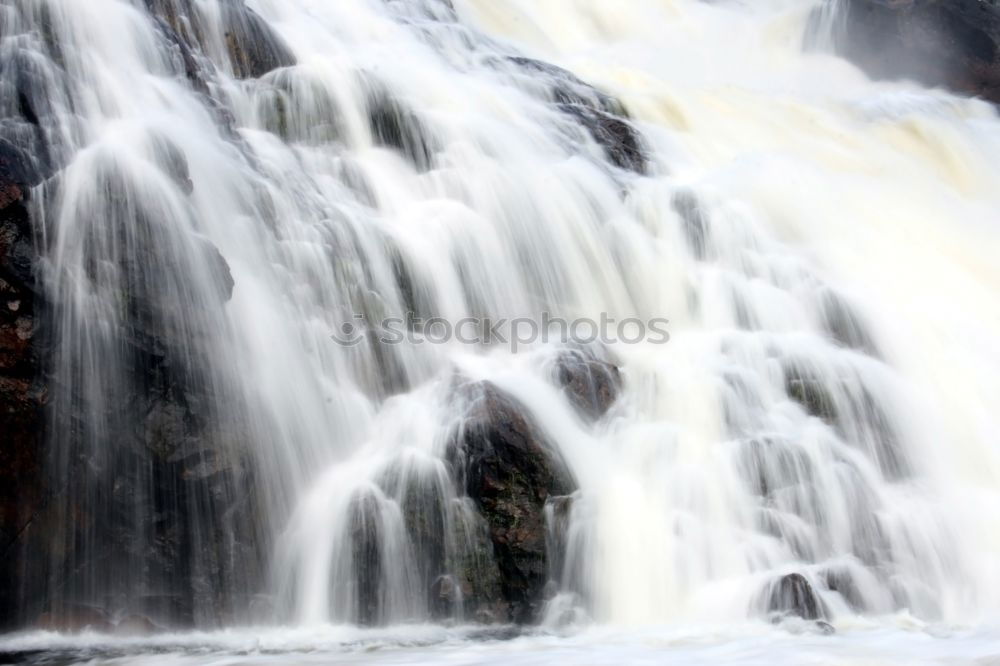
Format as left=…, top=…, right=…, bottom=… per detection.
left=553, top=347, right=621, bottom=420
left=447, top=381, right=576, bottom=623
left=220, top=2, right=296, bottom=80
left=825, top=0, right=1000, bottom=103
left=757, top=572, right=829, bottom=621
left=364, top=84, right=436, bottom=172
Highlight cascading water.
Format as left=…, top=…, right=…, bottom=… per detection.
left=2, top=0, right=1000, bottom=658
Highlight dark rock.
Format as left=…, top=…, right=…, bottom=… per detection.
left=558, top=103, right=647, bottom=174
left=758, top=572, right=829, bottom=621
left=824, top=0, right=1000, bottom=103
left=0, top=139, right=44, bottom=201
left=816, top=620, right=836, bottom=634
left=378, top=459, right=449, bottom=610
left=447, top=381, right=576, bottom=624
left=822, top=566, right=867, bottom=612
left=553, top=347, right=621, bottom=420
left=494, top=55, right=649, bottom=174
left=256, top=67, right=341, bottom=144
left=782, top=360, right=908, bottom=479
left=365, top=85, right=435, bottom=172
left=220, top=2, right=296, bottom=80
left=349, top=489, right=383, bottom=626
left=0, top=142, right=45, bottom=632
left=151, top=15, right=212, bottom=96
left=146, top=132, right=195, bottom=196
left=783, top=365, right=838, bottom=423
left=505, top=56, right=627, bottom=116
left=543, top=493, right=577, bottom=586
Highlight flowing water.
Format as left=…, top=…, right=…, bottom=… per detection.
left=3, top=0, right=1000, bottom=662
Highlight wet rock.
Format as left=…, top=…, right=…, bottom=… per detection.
left=152, top=16, right=212, bottom=96
left=758, top=572, right=829, bottom=621
left=505, top=56, right=627, bottom=115
left=782, top=360, right=908, bottom=479
left=825, top=0, right=1000, bottom=103
left=429, top=574, right=461, bottom=619
left=349, top=489, right=384, bottom=626
left=783, top=365, right=838, bottom=423
left=113, top=614, right=160, bottom=635
left=496, top=55, right=648, bottom=174
left=819, top=289, right=880, bottom=356
left=35, top=604, right=114, bottom=632
left=822, top=566, right=867, bottom=612
left=737, top=437, right=815, bottom=499
left=558, top=103, right=647, bottom=174
left=553, top=347, right=621, bottom=420
left=447, top=381, right=576, bottom=624
left=671, top=189, right=709, bottom=260
left=0, top=140, right=45, bottom=631
left=145, top=132, right=194, bottom=196
left=365, top=86, right=435, bottom=172
left=543, top=493, right=577, bottom=586
left=257, top=67, right=341, bottom=144
left=221, top=2, right=296, bottom=80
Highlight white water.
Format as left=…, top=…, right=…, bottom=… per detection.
left=4, top=0, right=1000, bottom=660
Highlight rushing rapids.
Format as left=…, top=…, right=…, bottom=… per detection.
left=1, top=0, right=1000, bottom=649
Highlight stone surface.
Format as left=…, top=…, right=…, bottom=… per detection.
left=553, top=347, right=621, bottom=420
left=758, top=573, right=829, bottom=621
left=827, top=0, right=1000, bottom=103
left=447, top=381, right=576, bottom=623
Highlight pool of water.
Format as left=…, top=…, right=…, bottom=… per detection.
left=3, top=618, right=1000, bottom=665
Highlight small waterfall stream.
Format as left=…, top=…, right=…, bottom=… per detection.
left=1, top=0, right=1000, bottom=639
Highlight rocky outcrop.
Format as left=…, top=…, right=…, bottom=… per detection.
left=447, top=381, right=576, bottom=623
left=825, top=0, right=1000, bottom=103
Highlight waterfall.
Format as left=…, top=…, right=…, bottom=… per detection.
left=2, top=0, right=1000, bottom=636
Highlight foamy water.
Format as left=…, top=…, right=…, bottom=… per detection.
left=3, top=620, right=1000, bottom=665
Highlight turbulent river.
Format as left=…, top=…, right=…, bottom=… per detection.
left=2, top=0, right=1000, bottom=663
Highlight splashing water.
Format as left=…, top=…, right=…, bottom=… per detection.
left=2, top=0, right=1000, bottom=657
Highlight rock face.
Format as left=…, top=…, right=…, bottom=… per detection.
left=826, top=0, right=1000, bottom=103
left=0, top=139, right=47, bottom=632
left=447, top=382, right=576, bottom=623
